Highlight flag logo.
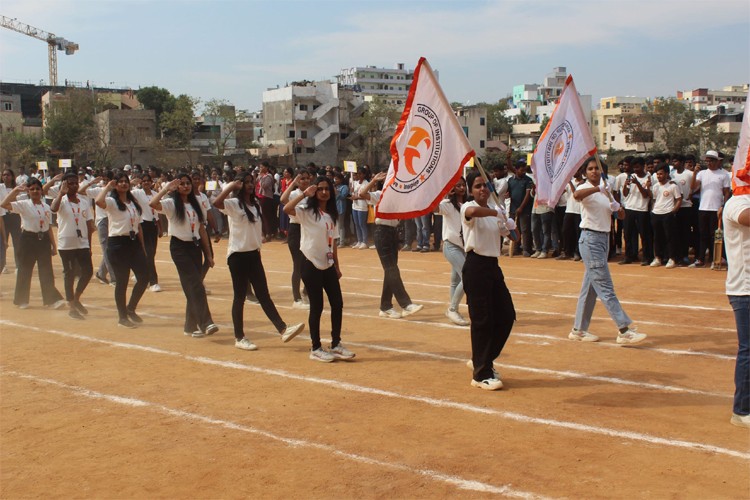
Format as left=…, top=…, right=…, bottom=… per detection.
left=392, top=104, right=443, bottom=193
left=544, top=121, right=574, bottom=182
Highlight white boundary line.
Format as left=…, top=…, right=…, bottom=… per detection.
left=1, top=320, right=746, bottom=461
left=1, top=369, right=547, bottom=499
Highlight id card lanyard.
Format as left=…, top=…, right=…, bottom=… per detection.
left=70, top=201, right=83, bottom=238
left=33, top=203, right=48, bottom=239
left=322, top=211, right=334, bottom=265
left=186, top=205, right=199, bottom=246
left=126, top=202, right=137, bottom=240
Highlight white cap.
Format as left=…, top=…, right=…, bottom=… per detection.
left=704, top=150, right=719, bottom=160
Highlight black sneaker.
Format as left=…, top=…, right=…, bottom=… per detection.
left=69, top=309, right=85, bottom=320
left=118, top=318, right=137, bottom=329
left=74, top=300, right=88, bottom=315
left=126, top=310, right=143, bottom=324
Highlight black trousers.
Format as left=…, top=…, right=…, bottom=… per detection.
left=259, top=197, right=278, bottom=237
left=106, top=235, right=149, bottom=320
left=301, top=258, right=343, bottom=351
left=170, top=237, right=213, bottom=333
left=14, top=231, right=63, bottom=306
left=674, top=207, right=692, bottom=262
left=58, top=248, right=93, bottom=302
left=228, top=250, right=286, bottom=340
left=651, top=213, right=676, bottom=262
left=462, top=251, right=515, bottom=382
left=698, top=210, right=719, bottom=263
left=201, top=227, right=213, bottom=280
left=374, top=224, right=412, bottom=311
left=2, top=212, right=22, bottom=270
left=141, top=220, right=159, bottom=286
left=624, top=209, right=653, bottom=262
left=562, top=213, right=581, bottom=257
left=287, top=223, right=305, bottom=301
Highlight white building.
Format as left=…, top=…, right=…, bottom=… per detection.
left=338, top=63, right=413, bottom=106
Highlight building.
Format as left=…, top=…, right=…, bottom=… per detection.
left=454, top=106, right=487, bottom=157
left=262, top=80, right=365, bottom=166
left=0, top=93, right=24, bottom=134
left=338, top=63, right=413, bottom=106
left=677, top=84, right=748, bottom=112
left=591, top=96, right=652, bottom=151
left=95, top=109, right=157, bottom=167
left=539, top=67, right=568, bottom=103
left=191, top=105, right=238, bottom=157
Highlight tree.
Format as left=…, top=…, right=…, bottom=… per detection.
left=0, top=131, right=46, bottom=170
left=640, top=98, right=701, bottom=154
left=136, top=86, right=176, bottom=133
left=44, top=89, right=98, bottom=156
left=516, top=109, right=532, bottom=125
left=477, top=99, right=512, bottom=138
left=161, top=94, right=199, bottom=166
left=349, top=97, right=402, bottom=170
left=201, top=99, right=237, bottom=161
left=620, top=113, right=654, bottom=152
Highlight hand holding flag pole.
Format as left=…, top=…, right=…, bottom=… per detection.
left=473, top=157, right=519, bottom=244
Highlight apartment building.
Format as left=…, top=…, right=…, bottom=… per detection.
left=454, top=106, right=488, bottom=157
left=591, top=96, right=652, bottom=151
left=677, top=84, right=748, bottom=112
left=338, top=63, right=413, bottom=106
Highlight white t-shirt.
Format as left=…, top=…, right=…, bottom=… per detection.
left=0, top=185, right=8, bottom=216
left=367, top=191, right=398, bottom=227
left=696, top=168, right=731, bottom=211
left=11, top=199, right=52, bottom=232
left=622, top=174, right=651, bottom=212
left=614, top=172, right=629, bottom=208
left=493, top=177, right=509, bottom=206
left=723, top=195, right=750, bottom=296
left=104, top=197, right=142, bottom=237
left=56, top=196, right=94, bottom=250
left=195, top=192, right=211, bottom=223
left=351, top=179, right=368, bottom=211
left=288, top=188, right=307, bottom=224
left=460, top=201, right=501, bottom=257
left=670, top=169, right=693, bottom=208
left=158, top=198, right=201, bottom=242
left=85, top=185, right=108, bottom=225
left=132, top=188, right=158, bottom=222
left=221, top=198, right=263, bottom=256
left=438, top=198, right=463, bottom=247
left=565, top=182, right=582, bottom=214
left=651, top=182, right=682, bottom=215
left=294, top=207, right=336, bottom=270
left=577, top=181, right=612, bottom=233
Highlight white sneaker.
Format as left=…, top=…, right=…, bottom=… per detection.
left=18, top=303, right=29, bottom=309
left=204, top=323, right=219, bottom=336
left=330, top=344, right=356, bottom=360
left=309, top=348, right=335, bottom=363
left=368, top=244, right=376, bottom=249
left=568, top=329, right=600, bottom=342
left=730, top=413, right=750, bottom=429
left=149, top=284, right=162, bottom=292
left=1, top=267, right=8, bottom=274
left=665, top=259, right=676, bottom=269
left=616, top=327, right=647, bottom=345
left=281, top=322, right=305, bottom=343
left=471, top=378, right=503, bottom=391
left=204, top=287, right=212, bottom=296
left=358, top=242, right=368, bottom=249
left=292, top=300, right=310, bottom=310
left=379, top=308, right=402, bottom=319
left=350, top=242, right=360, bottom=249
left=401, top=303, right=423, bottom=317
left=245, top=294, right=260, bottom=305
left=184, top=330, right=205, bottom=338
left=530, top=251, right=541, bottom=258
left=537, top=252, right=548, bottom=259
left=51, top=299, right=67, bottom=310
left=235, top=338, right=258, bottom=351
left=650, top=258, right=662, bottom=267
left=446, top=309, right=469, bottom=326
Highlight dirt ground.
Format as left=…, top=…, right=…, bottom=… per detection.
left=1, top=236, right=748, bottom=499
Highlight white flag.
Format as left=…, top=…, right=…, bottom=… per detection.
left=376, top=57, right=474, bottom=219
left=731, top=86, right=750, bottom=195
left=530, top=75, right=596, bottom=207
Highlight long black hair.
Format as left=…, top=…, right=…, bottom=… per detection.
left=235, top=171, right=260, bottom=223
left=305, top=175, right=338, bottom=225
left=170, top=172, right=204, bottom=224
left=109, top=171, right=142, bottom=214
left=448, top=176, right=466, bottom=212
left=2, top=168, right=16, bottom=188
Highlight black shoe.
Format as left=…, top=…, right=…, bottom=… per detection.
left=618, top=259, right=633, bottom=265
left=74, top=300, right=88, bottom=315
left=420, top=247, right=429, bottom=253
left=126, top=310, right=143, bottom=324
left=118, top=318, right=137, bottom=329
left=640, top=261, right=650, bottom=266
left=69, top=309, right=85, bottom=320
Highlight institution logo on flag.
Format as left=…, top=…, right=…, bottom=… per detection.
left=376, top=57, right=474, bottom=219
left=530, top=74, right=596, bottom=207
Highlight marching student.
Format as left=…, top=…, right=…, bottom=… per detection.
left=213, top=173, right=305, bottom=350
left=650, top=163, right=682, bottom=268
left=132, top=172, right=162, bottom=292
left=284, top=175, right=354, bottom=363
left=568, top=157, right=647, bottom=345
left=83, top=170, right=117, bottom=286
left=1, top=168, right=23, bottom=273
left=95, top=172, right=149, bottom=328
left=50, top=172, right=95, bottom=319
left=1, top=177, right=65, bottom=310
left=358, top=172, right=424, bottom=320
left=279, top=169, right=311, bottom=309
left=150, top=173, right=218, bottom=338
left=190, top=170, right=219, bottom=290
left=438, top=176, right=470, bottom=326
left=461, top=171, right=517, bottom=390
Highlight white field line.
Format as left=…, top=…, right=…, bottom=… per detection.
left=1, top=321, right=746, bottom=461
left=1, top=369, right=547, bottom=499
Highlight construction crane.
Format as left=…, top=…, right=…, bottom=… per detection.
left=0, top=15, right=79, bottom=86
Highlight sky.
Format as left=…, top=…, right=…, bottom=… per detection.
left=1, top=0, right=748, bottom=113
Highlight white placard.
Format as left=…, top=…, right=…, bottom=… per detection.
left=205, top=180, right=218, bottom=191
left=37, top=161, right=48, bottom=171
left=343, top=160, right=358, bottom=173
left=59, top=159, right=72, bottom=170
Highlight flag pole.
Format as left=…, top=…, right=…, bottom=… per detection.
left=592, top=153, right=615, bottom=203
left=473, top=157, right=520, bottom=255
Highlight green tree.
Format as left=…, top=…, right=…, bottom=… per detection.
left=349, top=97, right=401, bottom=170
left=44, top=89, right=98, bottom=156
left=642, top=98, right=701, bottom=154
left=136, top=86, right=176, bottom=133
left=161, top=94, right=199, bottom=165
left=201, top=99, right=237, bottom=161
left=0, top=131, right=46, bottom=170
left=477, top=99, right=512, bottom=138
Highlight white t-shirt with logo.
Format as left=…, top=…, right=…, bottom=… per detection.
left=723, top=195, right=750, bottom=296
left=696, top=168, right=731, bottom=211
left=294, top=207, right=336, bottom=270
left=622, top=174, right=651, bottom=212
left=460, top=200, right=502, bottom=257
left=221, top=198, right=263, bottom=256
left=56, top=196, right=94, bottom=250
left=158, top=198, right=201, bottom=242
left=104, top=197, right=142, bottom=237
left=132, top=188, right=158, bottom=222
left=651, top=182, right=682, bottom=215
left=11, top=199, right=52, bottom=232
left=670, top=170, right=693, bottom=208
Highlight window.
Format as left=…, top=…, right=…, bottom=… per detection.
left=300, top=130, right=308, bottom=139
left=3, top=102, right=11, bottom=111
left=299, top=104, right=308, bottom=111
left=313, top=104, right=319, bottom=110
left=479, top=117, right=485, bottom=126
left=288, top=130, right=295, bottom=138
left=480, top=140, right=485, bottom=148
left=611, top=136, right=615, bottom=142
left=306, top=148, right=315, bottom=153
left=295, top=147, right=302, bottom=153
left=462, top=126, right=469, bottom=137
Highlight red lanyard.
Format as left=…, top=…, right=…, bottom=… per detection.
left=33, top=203, right=47, bottom=231
left=125, top=203, right=137, bottom=233
left=70, top=201, right=81, bottom=228
left=186, top=205, right=197, bottom=238
left=320, top=210, right=333, bottom=250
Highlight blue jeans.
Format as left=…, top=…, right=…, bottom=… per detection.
left=729, top=295, right=750, bottom=416
left=96, top=217, right=115, bottom=280
left=442, top=240, right=465, bottom=310
left=352, top=209, right=368, bottom=244
left=574, top=229, right=631, bottom=332
left=531, top=211, right=553, bottom=253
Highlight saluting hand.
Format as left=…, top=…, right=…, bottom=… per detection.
left=303, top=185, right=318, bottom=197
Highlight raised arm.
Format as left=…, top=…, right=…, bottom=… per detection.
left=358, top=172, right=386, bottom=201
left=149, top=179, right=179, bottom=212
left=95, top=180, right=116, bottom=209
left=212, top=180, right=241, bottom=210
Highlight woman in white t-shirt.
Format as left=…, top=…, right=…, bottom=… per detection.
left=569, top=157, right=647, bottom=345
left=150, top=172, right=218, bottom=338
left=50, top=172, right=95, bottom=319
left=95, top=171, right=150, bottom=329
left=460, top=170, right=517, bottom=391
left=438, top=177, right=470, bottom=326
left=213, top=172, right=304, bottom=351
left=284, top=175, right=353, bottom=363
left=0, top=177, right=65, bottom=309
left=132, top=172, right=162, bottom=292
left=279, top=169, right=311, bottom=309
